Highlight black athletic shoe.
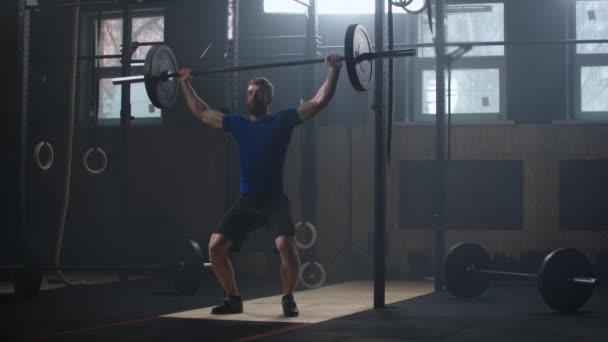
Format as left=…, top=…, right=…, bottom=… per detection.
left=282, top=294, right=299, bottom=317
left=211, top=295, right=243, bottom=314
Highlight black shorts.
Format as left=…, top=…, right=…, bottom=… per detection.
left=215, top=193, right=295, bottom=252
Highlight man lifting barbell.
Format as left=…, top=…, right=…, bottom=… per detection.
left=110, top=23, right=415, bottom=315
left=176, top=54, right=342, bottom=317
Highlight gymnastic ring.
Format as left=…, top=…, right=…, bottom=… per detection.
left=294, top=221, right=318, bottom=250
left=82, top=147, right=108, bottom=175
left=34, top=141, right=54, bottom=171
left=298, top=261, right=326, bottom=289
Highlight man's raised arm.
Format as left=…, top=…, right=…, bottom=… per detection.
left=296, top=54, right=342, bottom=123
left=178, top=68, right=224, bottom=128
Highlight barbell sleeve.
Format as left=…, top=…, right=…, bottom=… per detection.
left=112, top=75, right=145, bottom=84
left=572, top=277, right=599, bottom=286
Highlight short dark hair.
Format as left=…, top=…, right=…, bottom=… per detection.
left=248, top=77, right=274, bottom=101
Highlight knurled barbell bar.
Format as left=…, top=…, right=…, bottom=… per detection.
left=443, top=242, right=600, bottom=313
left=4, top=239, right=213, bottom=298
left=111, top=23, right=417, bottom=109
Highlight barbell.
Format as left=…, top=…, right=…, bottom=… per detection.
left=5, top=239, right=212, bottom=298
left=443, top=242, right=599, bottom=313
left=111, top=23, right=416, bottom=109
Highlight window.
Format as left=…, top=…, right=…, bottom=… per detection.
left=574, top=0, right=608, bottom=119
left=264, top=0, right=389, bottom=14
left=94, top=13, right=164, bottom=120
left=412, top=2, right=505, bottom=121
left=421, top=68, right=500, bottom=115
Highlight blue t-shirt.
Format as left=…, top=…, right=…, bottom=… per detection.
left=223, top=108, right=302, bottom=197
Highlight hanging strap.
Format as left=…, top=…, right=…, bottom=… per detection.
left=427, top=0, right=434, bottom=38
left=90, top=9, right=102, bottom=147
left=387, top=0, right=395, bottom=165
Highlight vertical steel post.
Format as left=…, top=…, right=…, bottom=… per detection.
left=373, top=0, right=386, bottom=308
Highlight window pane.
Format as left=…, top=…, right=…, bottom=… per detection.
left=419, top=3, right=504, bottom=57
left=264, top=0, right=386, bottom=14
left=132, top=16, right=164, bottom=60
left=581, top=66, right=608, bottom=112
left=576, top=0, right=608, bottom=54
left=422, top=69, right=500, bottom=114
left=264, top=0, right=308, bottom=13
left=99, top=79, right=159, bottom=119
left=98, top=17, right=164, bottom=66
left=99, top=19, right=123, bottom=67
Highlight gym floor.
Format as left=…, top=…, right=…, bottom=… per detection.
left=1, top=273, right=606, bottom=342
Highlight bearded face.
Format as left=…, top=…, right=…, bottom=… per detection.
left=246, top=84, right=270, bottom=117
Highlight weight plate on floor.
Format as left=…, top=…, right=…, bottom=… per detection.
left=173, top=239, right=203, bottom=294
left=538, top=248, right=595, bottom=313
left=443, top=242, right=492, bottom=299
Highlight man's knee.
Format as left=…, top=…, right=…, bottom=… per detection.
left=276, top=236, right=298, bottom=259
left=209, top=234, right=231, bottom=259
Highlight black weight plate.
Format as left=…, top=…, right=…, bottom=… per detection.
left=443, top=242, right=492, bottom=299
left=14, top=240, right=43, bottom=298
left=538, top=248, right=595, bottom=313
left=144, top=44, right=179, bottom=109
left=344, top=23, right=373, bottom=92
left=173, top=239, right=204, bottom=294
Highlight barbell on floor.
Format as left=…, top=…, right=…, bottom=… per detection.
left=110, top=23, right=416, bottom=109
left=5, top=239, right=212, bottom=298
left=443, top=242, right=599, bottom=313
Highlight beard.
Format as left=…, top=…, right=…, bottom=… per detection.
left=247, top=100, right=267, bottom=117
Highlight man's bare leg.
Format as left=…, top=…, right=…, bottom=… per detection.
left=208, top=233, right=242, bottom=314
left=275, top=235, right=300, bottom=317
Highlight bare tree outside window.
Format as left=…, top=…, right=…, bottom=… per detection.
left=576, top=0, right=608, bottom=116
left=415, top=3, right=505, bottom=121
left=581, top=66, right=608, bottom=112
left=96, top=15, right=164, bottom=119
left=419, top=3, right=504, bottom=57
left=423, top=69, right=500, bottom=115
left=132, top=17, right=164, bottom=60
left=99, top=19, right=122, bottom=67
left=576, top=0, right=608, bottom=54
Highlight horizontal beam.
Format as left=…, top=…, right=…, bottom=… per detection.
left=245, top=35, right=308, bottom=40
left=26, top=0, right=179, bottom=9
left=318, top=39, right=608, bottom=50
left=2, top=263, right=212, bottom=271
left=26, top=0, right=128, bottom=9
left=131, top=41, right=165, bottom=47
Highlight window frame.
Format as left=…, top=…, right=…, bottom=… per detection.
left=413, top=57, right=507, bottom=122
left=404, top=1, right=507, bottom=123
left=81, top=8, right=165, bottom=126
left=570, top=0, right=608, bottom=120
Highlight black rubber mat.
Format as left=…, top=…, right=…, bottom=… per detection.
left=1, top=278, right=606, bottom=342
